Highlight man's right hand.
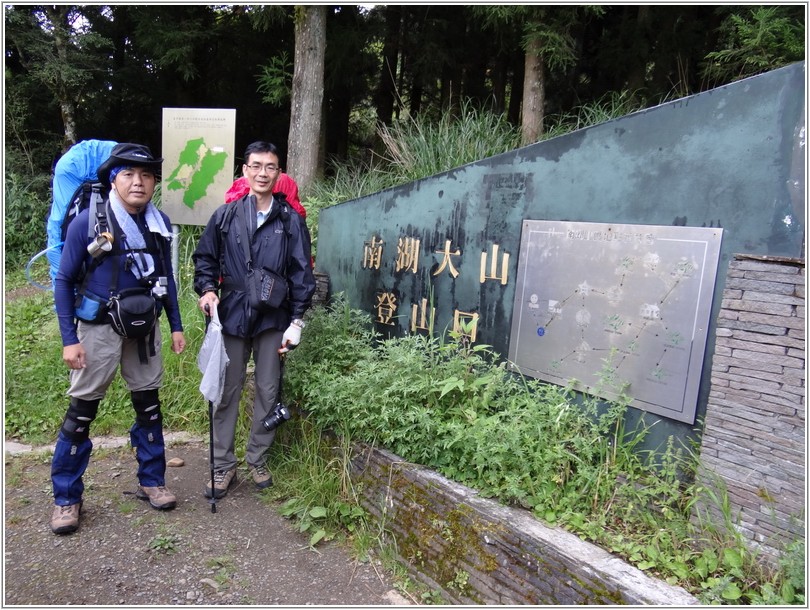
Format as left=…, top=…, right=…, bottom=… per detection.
left=199, top=291, right=220, bottom=316
left=63, top=343, right=87, bottom=370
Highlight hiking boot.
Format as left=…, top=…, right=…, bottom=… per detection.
left=205, top=468, right=236, bottom=499
left=50, top=502, right=82, bottom=535
left=136, top=485, right=177, bottom=510
left=249, top=465, right=273, bottom=489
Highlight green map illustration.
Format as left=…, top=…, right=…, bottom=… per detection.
left=165, top=137, right=229, bottom=208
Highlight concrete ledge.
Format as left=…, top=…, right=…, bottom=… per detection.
left=3, top=431, right=202, bottom=456
left=350, top=443, right=699, bottom=605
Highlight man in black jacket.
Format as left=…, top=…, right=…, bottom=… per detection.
left=193, top=141, right=315, bottom=498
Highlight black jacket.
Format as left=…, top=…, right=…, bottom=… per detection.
left=193, top=194, right=315, bottom=338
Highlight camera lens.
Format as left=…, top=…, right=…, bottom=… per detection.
left=262, top=403, right=290, bottom=432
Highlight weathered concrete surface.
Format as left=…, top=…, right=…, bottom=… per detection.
left=351, top=444, right=700, bottom=605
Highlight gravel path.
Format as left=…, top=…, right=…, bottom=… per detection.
left=4, top=436, right=412, bottom=606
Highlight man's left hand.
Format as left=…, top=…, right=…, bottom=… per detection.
left=278, top=323, right=302, bottom=354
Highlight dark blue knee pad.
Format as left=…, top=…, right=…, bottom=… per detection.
left=132, top=389, right=162, bottom=427
left=60, top=398, right=100, bottom=442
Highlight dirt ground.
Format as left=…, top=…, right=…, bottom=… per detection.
left=4, top=435, right=414, bottom=606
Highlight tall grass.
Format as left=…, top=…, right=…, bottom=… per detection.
left=376, top=99, right=521, bottom=183
left=310, top=101, right=522, bottom=202
left=304, top=99, right=521, bottom=261
left=544, top=90, right=648, bottom=138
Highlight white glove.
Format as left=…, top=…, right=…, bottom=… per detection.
left=278, top=322, right=302, bottom=354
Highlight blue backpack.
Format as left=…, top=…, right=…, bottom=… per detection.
left=27, top=139, right=117, bottom=290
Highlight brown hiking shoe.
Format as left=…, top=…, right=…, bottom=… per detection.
left=50, top=502, right=82, bottom=535
left=136, top=485, right=177, bottom=510
left=205, top=468, right=236, bottom=499
left=249, top=465, right=273, bottom=489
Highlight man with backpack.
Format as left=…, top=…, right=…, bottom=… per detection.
left=193, top=141, right=315, bottom=499
left=50, top=143, right=186, bottom=535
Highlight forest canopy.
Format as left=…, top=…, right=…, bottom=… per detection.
left=5, top=4, right=804, bottom=179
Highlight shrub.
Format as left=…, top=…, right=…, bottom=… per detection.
left=5, top=172, right=51, bottom=272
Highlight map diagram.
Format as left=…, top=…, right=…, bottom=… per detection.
left=161, top=107, right=235, bottom=226
left=508, top=221, right=723, bottom=424
left=165, top=137, right=229, bottom=209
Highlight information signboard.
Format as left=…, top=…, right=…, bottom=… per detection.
left=508, top=220, right=723, bottom=424
left=161, top=108, right=236, bottom=226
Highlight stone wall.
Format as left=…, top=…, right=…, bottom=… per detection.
left=698, top=255, right=805, bottom=558
left=349, top=444, right=698, bottom=605
left=312, top=270, right=329, bottom=307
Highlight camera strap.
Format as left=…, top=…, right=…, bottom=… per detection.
left=238, top=199, right=256, bottom=272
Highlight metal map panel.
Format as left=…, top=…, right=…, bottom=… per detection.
left=508, top=221, right=723, bottom=424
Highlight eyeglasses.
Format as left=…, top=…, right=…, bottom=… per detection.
left=246, top=163, right=280, bottom=174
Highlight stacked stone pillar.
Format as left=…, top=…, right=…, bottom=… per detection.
left=699, top=255, right=805, bottom=559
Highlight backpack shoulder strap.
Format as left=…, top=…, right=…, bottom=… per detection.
left=74, top=195, right=110, bottom=290
left=78, top=199, right=118, bottom=297
left=88, top=187, right=111, bottom=239
left=61, top=182, right=107, bottom=243
left=281, top=203, right=292, bottom=238
left=274, top=192, right=293, bottom=237
left=60, top=183, right=87, bottom=243
left=218, top=200, right=240, bottom=234
left=215, top=199, right=246, bottom=275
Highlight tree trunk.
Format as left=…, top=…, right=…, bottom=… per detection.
left=507, top=49, right=524, bottom=127
left=408, top=73, right=423, bottom=119
left=491, top=54, right=508, bottom=114
left=325, top=88, right=351, bottom=162
left=626, top=5, right=651, bottom=95
left=520, top=37, right=545, bottom=146
left=60, top=101, right=78, bottom=149
left=440, top=63, right=461, bottom=117
left=375, top=5, right=401, bottom=127
left=461, top=21, right=490, bottom=107
left=46, top=6, right=78, bottom=149
left=287, top=5, right=326, bottom=196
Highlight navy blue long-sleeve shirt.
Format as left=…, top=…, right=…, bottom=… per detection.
left=54, top=206, right=183, bottom=346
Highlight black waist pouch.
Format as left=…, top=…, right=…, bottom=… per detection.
left=246, top=266, right=288, bottom=312
left=107, top=290, right=157, bottom=338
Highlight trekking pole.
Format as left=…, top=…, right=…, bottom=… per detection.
left=204, top=304, right=217, bottom=514
left=277, top=352, right=285, bottom=403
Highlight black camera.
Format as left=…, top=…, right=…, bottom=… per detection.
left=262, top=402, right=291, bottom=432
